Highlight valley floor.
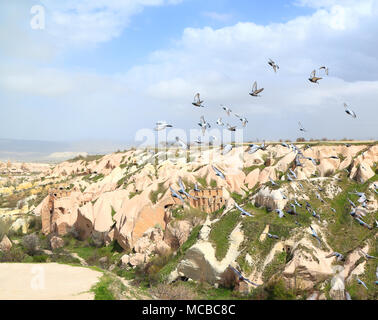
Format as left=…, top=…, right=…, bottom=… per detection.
left=0, top=263, right=102, bottom=300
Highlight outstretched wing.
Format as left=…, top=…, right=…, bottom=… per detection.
left=252, top=81, right=257, bottom=92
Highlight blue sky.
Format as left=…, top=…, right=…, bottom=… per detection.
left=50, top=0, right=313, bottom=73
left=0, top=0, right=378, bottom=158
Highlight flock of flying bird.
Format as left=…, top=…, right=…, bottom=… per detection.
left=156, top=59, right=376, bottom=293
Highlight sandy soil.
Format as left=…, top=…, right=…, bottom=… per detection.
left=0, top=263, right=103, bottom=300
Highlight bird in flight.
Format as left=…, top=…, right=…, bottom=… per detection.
left=226, top=124, right=237, bottom=132
left=275, top=209, right=286, bottom=218
left=178, top=178, right=198, bottom=200
left=192, top=93, right=204, bottom=107
left=268, top=59, right=279, bottom=73
left=269, top=177, right=278, bottom=187
left=228, top=265, right=260, bottom=287
left=239, top=116, right=248, bottom=128
left=357, top=277, right=368, bottom=290
left=298, top=121, right=307, bottom=133
left=154, top=121, right=173, bottom=131
left=319, top=66, right=329, bottom=76
left=198, top=116, right=211, bottom=136
left=235, top=203, right=254, bottom=217
left=308, top=70, right=322, bottom=84
left=175, top=137, right=188, bottom=150
left=360, top=250, right=377, bottom=260
left=170, top=186, right=185, bottom=203
left=343, top=103, right=357, bottom=119
left=326, top=252, right=345, bottom=261
left=216, top=118, right=225, bottom=126
left=212, top=165, right=226, bottom=180
left=222, top=106, right=232, bottom=116
left=249, top=81, right=264, bottom=97
left=264, top=232, right=280, bottom=240
left=310, top=226, right=321, bottom=245
left=222, top=144, right=233, bottom=156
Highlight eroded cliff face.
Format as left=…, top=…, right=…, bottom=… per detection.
left=29, top=142, right=377, bottom=299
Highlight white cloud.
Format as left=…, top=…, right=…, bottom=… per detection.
left=41, top=0, right=183, bottom=46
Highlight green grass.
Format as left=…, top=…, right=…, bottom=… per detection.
left=149, top=182, right=166, bottom=204
left=209, top=211, right=240, bottom=261
left=197, top=176, right=208, bottom=188
left=158, top=225, right=202, bottom=282
left=325, top=174, right=377, bottom=253
left=262, top=251, right=287, bottom=282
left=91, top=275, right=116, bottom=300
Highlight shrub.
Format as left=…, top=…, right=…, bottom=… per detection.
left=91, top=231, right=106, bottom=248
left=22, top=234, right=40, bottom=256
left=150, top=283, right=197, bottom=300
left=0, top=219, right=12, bottom=240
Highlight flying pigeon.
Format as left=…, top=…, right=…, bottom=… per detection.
left=343, top=103, right=357, bottom=118
left=281, top=142, right=290, bottom=149
left=249, top=81, right=264, bottom=97
left=326, top=252, right=344, bottom=261
left=248, top=144, right=261, bottom=154
left=222, top=106, right=232, bottom=116
left=192, top=93, right=204, bottom=107
left=209, top=136, right=217, bottom=146
left=308, top=69, right=322, bottom=84
left=269, top=177, right=278, bottom=187
left=306, top=157, right=318, bottom=166
left=222, top=144, right=233, bottom=155
left=268, top=59, right=279, bottom=73
left=316, top=193, right=325, bottom=203
left=289, top=168, right=297, bottom=179
left=331, top=208, right=337, bottom=213
left=265, top=233, right=280, bottom=240
left=275, top=209, right=286, bottom=218
left=226, top=124, right=237, bottom=132
left=170, top=186, right=185, bottom=203
left=239, top=117, right=248, bottom=127
left=235, top=203, right=254, bottom=217
left=348, top=198, right=356, bottom=208
left=216, top=118, right=225, bottom=126
left=355, top=217, right=372, bottom=229
left=198, top=116, right=211, bottom=135
left=194, top=183, right=201, bottom=192
left=178, top=178, right=198, bottom=200
left=154, top=121, right=173, bottom=131
left=281, top=191, right=288, bottom=200
left=319, top=66, right=329, bottom=76
left=175, top=137, right=188, bottom=150
left=194, top=136, right=203, bottom=145
left=310, top=226, right=321, bottom=245
left=357, top=277, right=368, bottom=290
left=312, top=210, right=321, bottom=221
left=287, top=174, right=294, bottom=182
left=294, top=199, right=302, bottom=207
left=212, top=165, right=226, bottom=180
left=229, top=265, right=260, bottom=287
left=360, top=250, right=377, bottom=260
left=298, top=121, right=307, bottom=133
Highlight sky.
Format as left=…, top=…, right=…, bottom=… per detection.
left=1, top=0, right=378, bottom=158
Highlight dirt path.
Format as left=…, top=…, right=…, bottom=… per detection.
left=0, top=263, right=102, bottom=300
